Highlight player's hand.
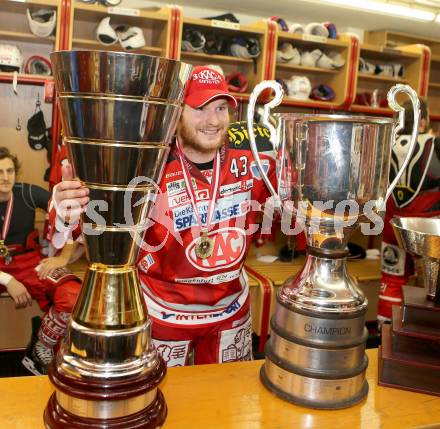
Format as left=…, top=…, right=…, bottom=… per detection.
left=53, top=164, right=89, bottom=224
left=36, top=256, right=69, bottom=280
left=5, top=278, right=32, bottom=308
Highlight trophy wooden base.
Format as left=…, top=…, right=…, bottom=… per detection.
left=391, top=306, right=440, bottom=360
left=378, top=286, right=440, bottom=397
left=379, top=324, right=440, bottom=396
left=401, top=286, right=440, bottom=326
left=44, top=389, right=167, bottom=429
left=44, top=358, right=167, bottom=429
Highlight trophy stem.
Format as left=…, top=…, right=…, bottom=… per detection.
left=74, top=264, right=147, bottom=329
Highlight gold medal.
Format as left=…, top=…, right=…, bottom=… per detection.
left=176, top=139, right=221, bottom=261
left=195, top=233, right=214, bottom=259
left=0, top=240, right=8, bottom=257
left=0, top=240, right=11, bottom=264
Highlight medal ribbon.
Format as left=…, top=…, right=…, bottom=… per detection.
left=176, top=138, right=221, bottom=235
left=0, top=193, right=14, bottom=245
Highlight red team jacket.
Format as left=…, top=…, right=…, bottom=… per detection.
left=49, top=121, right=276, bottom=326
left=139, top=121, right=276, bottom=326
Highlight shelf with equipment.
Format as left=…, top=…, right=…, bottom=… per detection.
left=65, top=1, right=177, bottom=58
left=178, top=17, right=271, bottom=101
left=272, top=30, right=356, bottom=110
left=0, top=0, right=61, bottom=189
left=0, top=0, right=61, bottom=81
left=364, top=30, right=434, bottom=117
left=350, top=43, right=428, bottom=116
left=427, top=55, right=440, bottom=120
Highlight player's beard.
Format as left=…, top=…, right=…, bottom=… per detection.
left=178, top=120, right=227, bottom=154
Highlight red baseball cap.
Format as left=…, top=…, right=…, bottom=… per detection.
left=184, top=65, right=238, bottom=109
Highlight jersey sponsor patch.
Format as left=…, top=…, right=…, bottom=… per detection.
left=158, top=300, right=242, bottom=323
left=185, top=227, right=246, bottom=272
left=228, top=122, right=272, bottom=148
left=168, top=189, right=209, bottom=208
left=172, top=191, right=250, bottom=232
left=176, top=268, right=242, bottom=284
left=381, top=242, right=405, bottom=276
left=166, top=179, right=186, bottom=196
left=152, top=339, right=190, bottom=367
left=139, top=253, right=155, bottom=274
left=219, top=317, right=252, bottom=363
left=219, top=179, right=253, bottom=197
left=250, top=160, right=270, bottom=179
left=166, top=178, right=197, bottom=197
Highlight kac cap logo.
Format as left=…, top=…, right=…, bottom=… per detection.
left=193, top=69, right=221, bottom=85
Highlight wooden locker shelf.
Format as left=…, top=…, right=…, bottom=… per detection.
left=178, top=18, right=270, bottom=98
left=273, top=30, right=354, bottom=109
left=277, top=31, right=348, bottom=49
left=72, top=38, right=163, bottom=54
left=181, top=51, right=254, bottom=64
left=67, top=2, right=173, bottom=57
left=281, top=97, right=340, bottom=109
left=73, top=2, right=169, bottom=22
left=357, top=72, right=407, bottom=83
left=0, top=30, right=55, bottom=45
left=0, top=0, right=63, bottom=189
left=182, top=17, right=265, bottom=35
left=364, top=30, right=435, bottom=119
left=0, top=72, right=52, bottom=85
left=350, top=104, right=393, bottom=116
left=276, top=63, right=339, bottom=74
left=354, top=43, right=426, bottom=112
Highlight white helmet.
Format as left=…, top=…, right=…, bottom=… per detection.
left=116, top=26, right=146, bottom=50
left=359, top=57, right=375, bottom=74
left=26, top=9, right=56, bottom=38
left=304, top=22, right=329, bottom=38
left=206, top=64, right=225, bottom=77
left=289, top=23, right=304, bottom=34
left=0, top=45, right=23, bottom=72
left=96, top=16, right=118, bottom=46
left=317, top=51, right=345, bottom=70
left=286, top=76, right=312, bottom=100
left=301, top=49, right=322, bottom=67
left=24, top=55, right=52, bottom=75
left=277, top=43, right=300, bottom=64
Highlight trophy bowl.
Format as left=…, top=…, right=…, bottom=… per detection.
left=391, top=217, right=440, bottom=302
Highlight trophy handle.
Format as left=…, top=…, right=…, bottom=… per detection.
left=247, top=80, right=284, bottom=207
left=384, top=84, right=420, bottom=206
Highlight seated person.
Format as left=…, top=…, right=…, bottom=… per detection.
left=0, top=147, right=82, bottom=375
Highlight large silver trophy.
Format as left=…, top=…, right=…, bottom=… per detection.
left=247, top=82, right=419, bottom=409
left=45, top=51, right=191, bottom=428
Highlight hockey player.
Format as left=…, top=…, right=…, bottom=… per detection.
left=52, top=66, right=276, bottom=366
left=379, top=98, right=440, bottom=322
left=0, top=147, right=82, bottom=375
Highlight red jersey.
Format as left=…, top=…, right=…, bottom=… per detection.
left=140, top=121, right=276, bottom=325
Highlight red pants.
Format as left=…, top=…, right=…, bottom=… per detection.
left=0, top=250, right=80, bottom=313
left=151, top=298, right=252, bottom=367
